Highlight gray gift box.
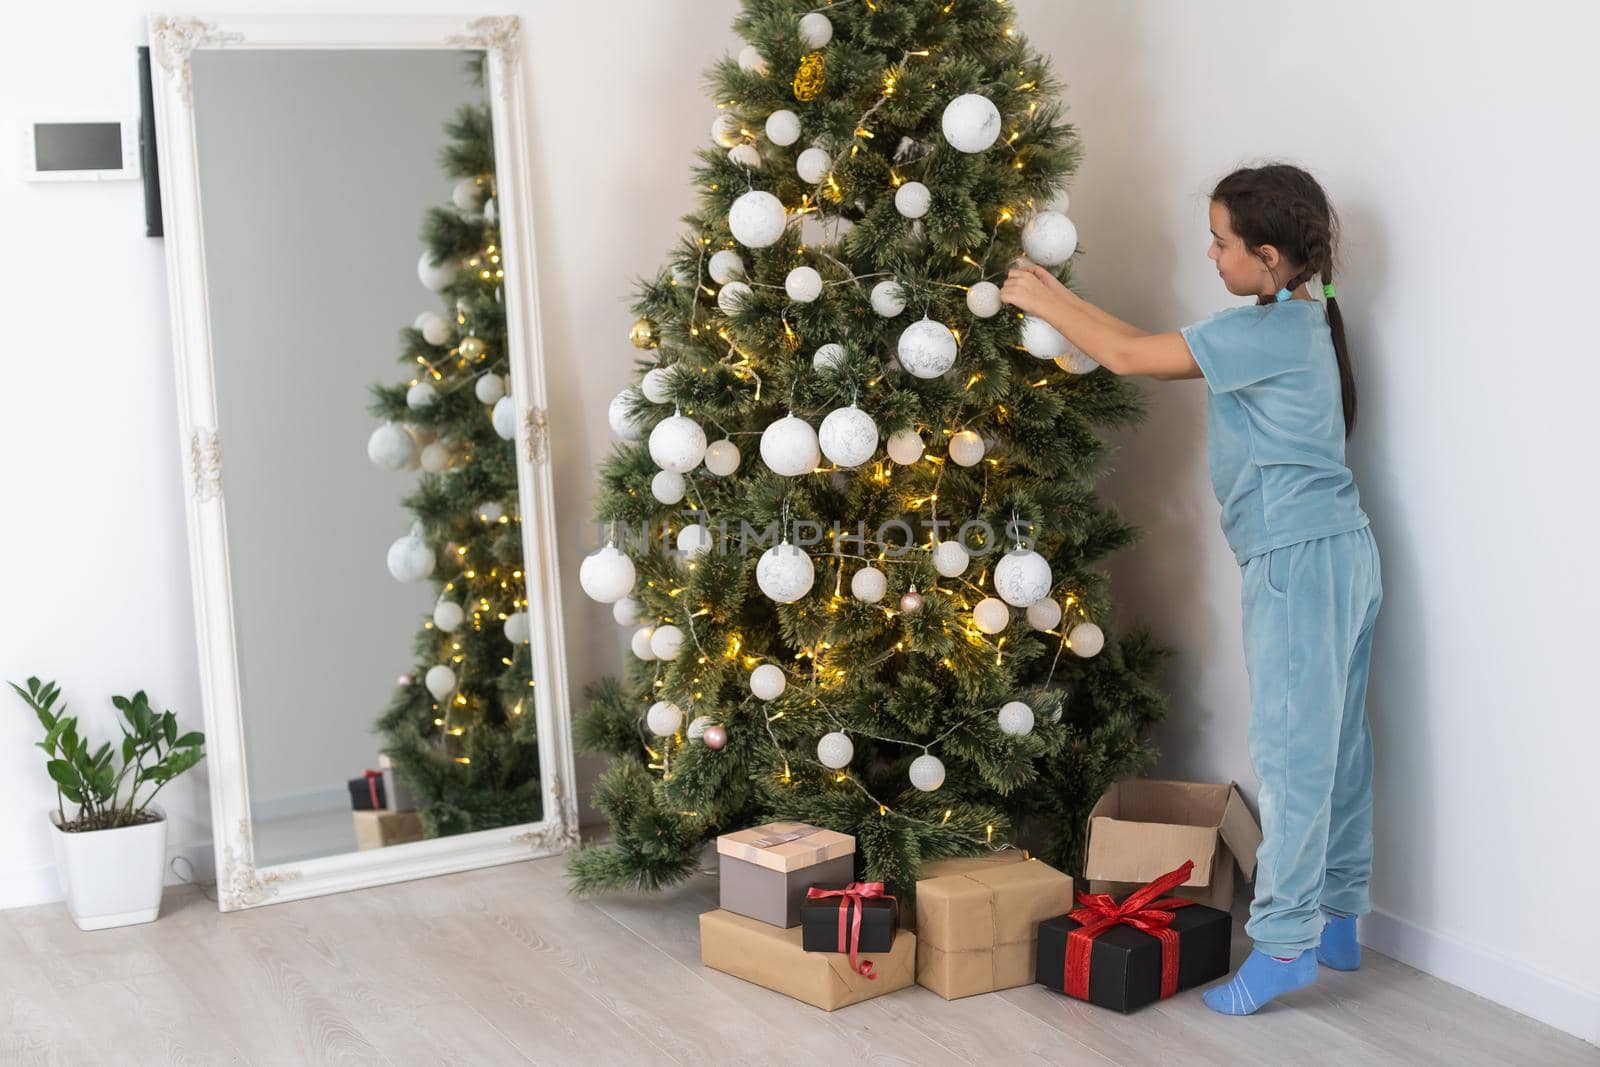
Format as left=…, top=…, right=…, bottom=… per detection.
left=716, top=822, right=856, bottom=929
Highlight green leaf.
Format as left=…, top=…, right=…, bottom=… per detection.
left=174, top=731, right=204, bottom=748
left=59, top=784, right=84, bottom=806
left=122, top=735, right=136, bottom=763
left=163, top=712, right=177, bottom=746
left=46, top=760, right=80, bottom=791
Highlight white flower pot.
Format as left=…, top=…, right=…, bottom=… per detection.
left=49, top=804, right=168, bottom=930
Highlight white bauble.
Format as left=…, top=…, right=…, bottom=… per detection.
left=909, top=753, right=946, bottom=792
left=818, top=405, right=879, bottom=468
left=728, top=190, right=786, bottom=248
left=897, top=318, right=958, bottom=379
left=475, top=373, right=506, bottom=404
left=1022, top=211, right=1078, bottom=266
left=798, top=11, right=833, bottom=48
left=651, top=469, right=686, bottom=505
left=973, top=597, right=1010, bottom=635
left=609, top=389, right=645, bottom=441
left=966, top=280, right=1003, bottom=318
left=709, top=249, right=745, bottom=285
left=578, top=543, right=636, bottom=603
left=765, top=109, right=801, bottom=146
left=941, top=93, right=1002, bottom=153
left=420, top=441, right=451, bottom=473
left=367, top=422, right=416, bottom=471
left=687, top=715, right=714, bottom=741
left=1069, top=621, right=1105, bottom=658
left=717, top=280, right=754, bottom=315
left=994, top=548, right=1052, bottom=607
left=729, top=144, right=763, bottom=170
left=812, top=342, right=847, bottom=372
left=492, top=395, right=518, bottom=441
left=750, top=663, right=786, bottom=701
left=483, top=197, right=497, bottom=223
left=406, top=381, right=438, bottom=410
left=886, top=428, right=924, bottom=465
left=785, top=266, right=823, bottom=303
left=476, top=500, right=506, bottom=524
left=932, top=540, right=970, bottom=578
left=677, top=523, right=712, bottom=556
left=1026, top=598, right=1063, bottom=632
left=386, top=535, right=434, bottom=582
left=705, top=438, right=741, bottom=476
left=894, top=181, right=931, bottom=219
left=417, top=251, right=456, bottom=291
left=451, top=177, right=483, bottom=212
left=711, top=112, right=740, bottom=148
left=424, top=664, right=457, bottom=701
left=612, top=596, right=640, bottom=626
left=998, top=700, right=1034, bottom=736
left=649, top=414, right=708, bottom=473
left=649, top=624, right=685, bottom=661
left=796, top=147, right=832, bottom=185
left=647, top=700, right=684, bottom=737
left=1054, top=349, right=1102, bottom=375
left=948, top=429, right=986, bottom=467
left=1020, top=314, right=1069, bottom=359
left=851, top=565, right=887, bottom=603
left=416, top=311, right=452, bottom=346
left=870, top=280, right=906, bottom=317
left=817, top=731, right=854, bottom=770
left=759, top=414, right=820, bottom=476
left=641, top=367, right=675, bottom=404
left=433, top=600, right=465, bottom=632
left=630, top=625, right=657, bottom=661
left=738, top=44, right=768, bottom=75
left=798, top=212, right=854, bottom=249
left=756, top=541, right=815, bottom=603
left=504, top=612, right=531, bottom=645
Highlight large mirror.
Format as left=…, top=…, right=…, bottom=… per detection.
left=149, top=15, right=577, bottom=910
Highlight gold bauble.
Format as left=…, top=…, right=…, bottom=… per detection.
left=629, top=316, right=660, bottom=350
left=793, top=51, right=825, bottom=102
left=458, top=336, right=487, bottom=360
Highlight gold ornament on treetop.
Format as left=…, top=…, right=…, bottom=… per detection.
left=792, top=52, right=825, bottom=102
left=630, top=316, right=660, bottom=349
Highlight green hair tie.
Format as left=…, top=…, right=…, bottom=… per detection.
left=1323, top=283, right=1338, bottom=299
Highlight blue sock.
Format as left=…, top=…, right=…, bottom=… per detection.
left=1316, top=910, right=1361, bottom=970
left=1202, top=948, right=1317, bottom=1015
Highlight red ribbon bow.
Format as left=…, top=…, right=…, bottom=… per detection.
left=805, top=882, right=896, bottom=979
left=1064, top=859, right=1196, bottom=1001
left=363, top=769, right=383, bottom=809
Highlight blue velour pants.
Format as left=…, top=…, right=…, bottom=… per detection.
left=1239, top=523, right=1383, bottom=957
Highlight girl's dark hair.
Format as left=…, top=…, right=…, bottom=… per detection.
left=1211, top=164, right=1356, bottom=439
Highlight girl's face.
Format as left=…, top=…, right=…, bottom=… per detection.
left=1207, top=200, right=1283, bottom=300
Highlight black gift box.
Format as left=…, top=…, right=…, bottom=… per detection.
left=347, top=774, right=386, bottom=811
left=800, top=893, right=897, bottom=954
left=1035, top=901, right=1231, bottom=1013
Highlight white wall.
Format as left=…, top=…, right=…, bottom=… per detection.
left=1, top=0, right=1593, bottom=1046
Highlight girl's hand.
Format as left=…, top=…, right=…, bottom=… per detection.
left=1000, top=264, right=1075, bottom=319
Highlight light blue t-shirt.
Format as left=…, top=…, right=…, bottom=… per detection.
left=1180, top=299, right=1369, bottom=565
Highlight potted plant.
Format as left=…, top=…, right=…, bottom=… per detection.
left=10, top=677, right=205, bottom=930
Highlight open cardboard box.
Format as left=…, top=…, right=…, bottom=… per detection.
left=1083, top=779, right=1262, bottom=912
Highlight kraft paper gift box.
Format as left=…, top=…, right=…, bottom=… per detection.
left=352, top=809, right=424, bottom=850
left=915, top=854, right=1074, bottom=999
left=717, top=822, right=855, bottom=928
left=700, top=909, right=915, bottom=1011
left=1082, top=779, right=1262, bottom=911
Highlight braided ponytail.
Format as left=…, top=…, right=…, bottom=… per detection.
left=1211, top=164, right=1357, bottom=439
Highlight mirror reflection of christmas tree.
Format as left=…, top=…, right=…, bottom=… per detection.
left=366, top=62, right=541, bottom=837
left=568, top=2, right=1168, bottom=895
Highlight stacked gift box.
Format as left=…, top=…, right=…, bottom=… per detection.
left=347, top=754, right=425, bottom=850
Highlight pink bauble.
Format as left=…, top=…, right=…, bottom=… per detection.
left=899, top=590, right=924, bottom=614
left=397, top=672, right=415, bottom=686
left=702, top=724, right=729, bottom=750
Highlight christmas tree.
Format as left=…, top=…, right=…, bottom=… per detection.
left=366, top=62, right=542, bottom=837
left=568, top=0, right=1167, bottom=895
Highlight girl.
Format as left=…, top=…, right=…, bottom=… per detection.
left=1001, top=163, right=1383, bottom=1016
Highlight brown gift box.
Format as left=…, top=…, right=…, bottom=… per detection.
left=352, top=809, right=424, bottom=850
left=716, top=822, right=855, bottom=928
left=699, top=908, right=915, bottom=1011
left=915, top=855, right=1074, bottom=1000
left=1083, top=779, right=1262, bottom=911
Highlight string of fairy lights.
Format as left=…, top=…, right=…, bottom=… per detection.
left=580, top=0, right=1105, bottom=831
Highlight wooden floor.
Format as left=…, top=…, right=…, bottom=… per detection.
left=2, top=854, right=1593, bottom=1066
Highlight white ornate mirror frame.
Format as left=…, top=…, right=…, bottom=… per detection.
left=148, top=14, right=578, bottom=911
